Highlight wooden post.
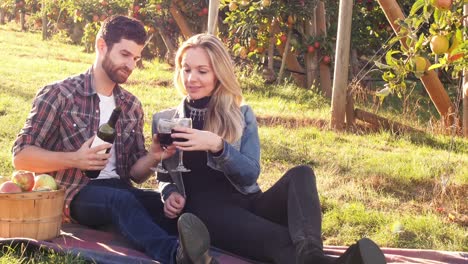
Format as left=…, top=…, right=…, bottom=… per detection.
left=376, top=0, right=454, bottom=126
left=169, top=4, right=194, bottom=39
left=316, top=1, right=332, bottom=98
left=207, top=0, right=220, bottom=35
left=20, top=11, right=26, bottom=31
left=41, top=0, right=48, bottom=40
left=463, top=4, right=467, bottom=137
left=331, top=0, right=353, bottom=130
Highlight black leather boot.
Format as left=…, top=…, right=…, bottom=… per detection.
left=176, top=213, right=218, bottom=264
left=334, top=238, right=386, bottom=264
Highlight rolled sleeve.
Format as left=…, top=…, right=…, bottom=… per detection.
left=13, top=86, right=61, bottom=157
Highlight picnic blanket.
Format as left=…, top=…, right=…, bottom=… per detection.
left=0, top=223, right=466, bottom=264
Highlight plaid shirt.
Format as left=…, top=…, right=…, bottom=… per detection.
left=12, top=68, right=147, bottom=222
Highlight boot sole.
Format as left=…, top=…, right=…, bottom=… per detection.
left=178, top=213, right=211, bottom=264
left=357, top=238, right=387, bottom=264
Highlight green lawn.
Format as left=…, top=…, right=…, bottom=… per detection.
left=0, top=22, right=467, bottom=261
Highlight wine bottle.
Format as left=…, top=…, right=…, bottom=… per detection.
left=84, top=106, right=122, bottom=179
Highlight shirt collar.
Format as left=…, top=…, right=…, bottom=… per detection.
left=81, top=67, right=128, bottom=103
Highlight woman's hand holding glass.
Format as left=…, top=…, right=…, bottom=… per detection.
left=171, top=126, right=224, bottom=153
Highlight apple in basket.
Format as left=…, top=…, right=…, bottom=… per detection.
left=33, top=174, right=58, bottom=191
left=0, top=181, right=23, bottom=193
left=12, top=170, right=35, bottom=191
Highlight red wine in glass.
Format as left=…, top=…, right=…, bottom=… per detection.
left=171, top=129, right=188, bottom=142
left=158, top=133, right=173, bottom=148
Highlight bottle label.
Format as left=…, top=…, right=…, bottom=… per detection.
left=90, top=136, right=108, bottom=154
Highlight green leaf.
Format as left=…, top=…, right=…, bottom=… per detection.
left=428, top=63, right=444, bottom=70
left=410, top=0, right=425, bottom=16
left=385, top=50, right=400, bottom=66
left=415, top=33, right=425, bottom=50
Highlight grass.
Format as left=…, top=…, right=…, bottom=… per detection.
left=0, top=22, right=467, bottom=261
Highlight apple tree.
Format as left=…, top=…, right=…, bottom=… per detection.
left=377, top=0, right=467, bottom=97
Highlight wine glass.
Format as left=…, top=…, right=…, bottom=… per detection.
left=172, top=117, right=192, bottom=172
left=152, top=118, right=176, bottom=173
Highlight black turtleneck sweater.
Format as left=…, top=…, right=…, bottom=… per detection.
left=182, top=97, right=237, bottom=197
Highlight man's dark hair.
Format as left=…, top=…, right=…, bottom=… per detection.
left=98, top=15, right=147, bottom=50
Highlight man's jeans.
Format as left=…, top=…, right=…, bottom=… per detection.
left=70, top=179, right=178, bottom=263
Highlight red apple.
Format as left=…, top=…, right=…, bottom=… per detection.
left=433, top=0, right=452, bottom=10
left=314, top=41, right=320, bottom=48
left=33, top=174, right=58, bottom=191
left=322, top=55, right=331, bottom=64
left=0, top=181, right=22, bottom=193
left=201, top=7, right=208, bottom=16
left=307, top=45, right=315, bottom=53
left=280, top=34, right=287, bottom=43
left=12, top=171, right=35, bottom=191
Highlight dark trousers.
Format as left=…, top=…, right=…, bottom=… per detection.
left=70, top=179, right=179, bottom=264
left=186, top=165, right=323, bottom=264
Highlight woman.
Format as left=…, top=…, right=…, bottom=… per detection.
left=152, top=33, right=386, bottom=264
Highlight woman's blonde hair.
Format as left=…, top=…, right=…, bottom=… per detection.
left=174, top=33, right=244, bottom=143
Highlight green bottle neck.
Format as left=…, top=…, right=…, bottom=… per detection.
left=107, top=107, right=122, bottom=128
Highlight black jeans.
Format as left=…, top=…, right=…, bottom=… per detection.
left=70, top=179, right=179, bottom=263
left=186, top=165, right=323, bottom=264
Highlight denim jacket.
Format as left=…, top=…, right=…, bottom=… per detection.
left=152, top=99, right=261, bottom=200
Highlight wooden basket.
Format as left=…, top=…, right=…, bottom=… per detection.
left=0, top=187, right=65, bottom=240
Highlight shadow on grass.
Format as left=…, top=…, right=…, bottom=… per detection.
left=367, top=174, right=467, bottom=215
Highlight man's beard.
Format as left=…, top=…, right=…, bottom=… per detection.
left=102, top=52, right=131, bottom=84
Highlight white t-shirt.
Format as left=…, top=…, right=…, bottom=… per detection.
left=93, top=93, right=120, bottom=180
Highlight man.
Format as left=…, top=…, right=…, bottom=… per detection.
left=12, top=15, right=216, bottom=264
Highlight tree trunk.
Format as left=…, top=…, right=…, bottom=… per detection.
left=272, top=21, right=306, bottom=87
left=277, top=28, right=293, bottom=83
left=262, top=18, right=277, bottom=83
left=331, top=0, right=353, bottom=130
left=158, top=31, right=177, bottom=66
left=305, top=17, right=318, bottom=89
left=169, top=4, right=194, bottom=39
left=0, top=9, right=5, bottom=25
left=377, top=0, right=454, bottom=128
left=350, top=49, right=360, bottom=79
left=20, top=11, right=26, bottom=31
left=42, top=10, right=48, bottom=40
left=317, top=1, right=332, bottom=98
